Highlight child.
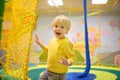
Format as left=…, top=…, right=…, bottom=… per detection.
left=35, top=15, right=76, bottom=80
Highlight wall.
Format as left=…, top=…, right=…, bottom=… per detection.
left=30, top=13, right=120, bottom=66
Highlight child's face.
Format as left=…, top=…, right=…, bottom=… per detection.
left=52, top=23, right=68, bottom=39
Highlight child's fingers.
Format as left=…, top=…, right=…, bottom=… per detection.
left=35, top=35, right=38, bottom=39
left=58, top=57, right=69, bottom=66
left=61, top=57, right=71, bottom=66
left=62, top=57, right=67, bottom=63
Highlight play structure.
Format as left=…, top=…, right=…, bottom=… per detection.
left=0, top=0, right=120, bottom=80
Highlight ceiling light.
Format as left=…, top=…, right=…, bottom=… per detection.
left=92, top=0, right=108, bottom=4
left=48, top=0, right=63, bottom=7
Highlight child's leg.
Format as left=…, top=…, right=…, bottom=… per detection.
left=59, top=73, right=66, bottom=80
left=47, top=70, right=66, bottom=80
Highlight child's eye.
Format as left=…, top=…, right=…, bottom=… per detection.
left=55, top=25, right=58, bottom=28
left=61, top=26, right=64, bottom=29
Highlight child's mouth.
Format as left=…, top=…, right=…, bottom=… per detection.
left=56, top=32, right=61, bottom=36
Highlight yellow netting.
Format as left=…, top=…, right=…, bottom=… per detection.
left=1, top=0, right=38, bottom=79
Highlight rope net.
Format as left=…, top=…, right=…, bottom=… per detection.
left=0, top=0, right=38, bottom=79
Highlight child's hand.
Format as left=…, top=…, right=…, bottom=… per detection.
left=58, top=57, right=71, bottom=66
left=35, top=35, right=40, bottom=44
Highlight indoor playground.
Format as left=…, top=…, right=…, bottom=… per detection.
left=0, top=0, right=120, bottom=80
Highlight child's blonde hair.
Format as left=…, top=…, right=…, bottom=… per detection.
left=51, top=15, right=71, bottom=33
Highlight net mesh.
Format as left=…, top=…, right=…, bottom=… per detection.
left=0, top=0, right=38, bottom=79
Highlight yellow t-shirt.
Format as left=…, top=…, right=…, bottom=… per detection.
left=46, top=37, right=76, bottom=73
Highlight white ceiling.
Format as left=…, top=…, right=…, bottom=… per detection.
left=38, top=0, right=120, bottom=17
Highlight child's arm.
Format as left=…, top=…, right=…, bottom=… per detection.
left=58, top=41, right=76, bottom=66
left=35, top=35, right=48, bottom=52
